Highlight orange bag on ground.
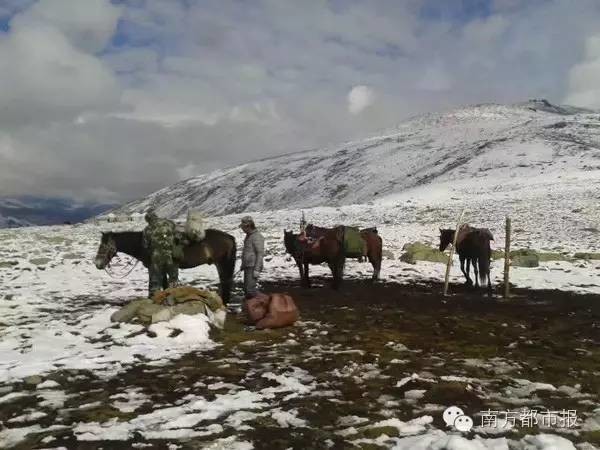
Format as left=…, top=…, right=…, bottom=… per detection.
left=244, top=292, right=270, bottom=323
left=244, top=293, right=299, bottom=329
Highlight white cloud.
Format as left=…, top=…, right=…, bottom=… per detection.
left=2, top=0, right=600, bottom=203
left=11, top=0, right=121, bottom=53
left=177, top=164, right=198, bottom=181
left=416, top=62, right=452, bottom=92
left=564, top=34, right=600, bottom=109
left=348, top=85, right=375, bottom=115
left=0, top=0, right=121, bottom=127
left=104, top=48, right=159, bottom=75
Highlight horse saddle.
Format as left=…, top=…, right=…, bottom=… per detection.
left=455, top=224, right=474, bottom=246
left=457, top=224, right=494, bottom=247
left=299, top=233, right=322, bottom=251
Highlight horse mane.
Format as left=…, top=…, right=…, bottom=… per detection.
left=204, top=228, right=235, bottom=240
left=103, top=230, right=143, bottom=240
left=361, top=227, right=378, bottom=234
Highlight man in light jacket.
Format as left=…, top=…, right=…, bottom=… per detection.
left=239, top=216, right=265, bottom=299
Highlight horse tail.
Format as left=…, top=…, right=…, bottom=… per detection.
left=478, top=238, right=491, bottom=285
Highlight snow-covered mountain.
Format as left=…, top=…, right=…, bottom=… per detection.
left=108, top=99, right=600, bottom=218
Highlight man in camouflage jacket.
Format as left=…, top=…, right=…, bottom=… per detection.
left=142, top=209, right=180, bottom=296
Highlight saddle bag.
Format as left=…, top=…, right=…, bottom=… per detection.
left=185, top=210, right=206, bottom=242
left=344, top=226, right=366, bottom=257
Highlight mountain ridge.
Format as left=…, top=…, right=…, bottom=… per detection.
left=0, top=197, right=116, bottom=228
left=105, top=99, right=600, bottom=219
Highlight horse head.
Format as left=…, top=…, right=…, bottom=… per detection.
left=439, top=228, right=455, bottom=252
left=283, top=229, right=299, bottom=255
left=95, top=232, right=117, bottom=269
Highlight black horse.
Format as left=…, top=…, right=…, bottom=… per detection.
left=94, top=229, right=236, bottom=303
left=439, top=226, right=493, bottom=294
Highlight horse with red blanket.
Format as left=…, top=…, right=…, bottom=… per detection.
left=283, top=223, right=382, bottom=288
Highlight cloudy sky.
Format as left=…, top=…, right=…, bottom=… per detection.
left=1, top=0, right=599, bottom=204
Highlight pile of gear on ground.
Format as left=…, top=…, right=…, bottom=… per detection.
left=107, top=208, right=299, bottom=336
left=110, top=285, right=299, bottom=333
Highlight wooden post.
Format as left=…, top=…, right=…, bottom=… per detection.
left=443, top=209, right=465, bottom=296
left=300, top=210, right=306, bottom=233
left=503, top=217, right=511, bottom=298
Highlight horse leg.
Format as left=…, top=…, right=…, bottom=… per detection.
left=216, top=263, right=230, bottom=304
left=334, top=264, right=341, bottom=289
left=332, top=257, right=345, bottom=289
left=216, top=245, right=236, bottom=304
left=465, top=258, right=472, bottom=287
left=460, top=255, right=472, bottom=286
left=473, top=258, right=480, bottom=288
left=304, top=262, right=311, bottom=288
left=368, top=251, right=381, bottom=282
left=329, top=262, right=340, bottom=289
left=293, top=257, right=304, bottom=287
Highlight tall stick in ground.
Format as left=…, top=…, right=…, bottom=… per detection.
left=443, top=209, right=465, bottom=296
left=504, top=217, right=511, bottom=298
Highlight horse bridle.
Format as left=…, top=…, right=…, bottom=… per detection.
left=97, top=237, right=140, bottom=278
left=97, top=238, right=117, bottom=268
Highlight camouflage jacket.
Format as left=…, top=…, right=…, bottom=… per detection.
left=142, top=218, right=177, bottom=256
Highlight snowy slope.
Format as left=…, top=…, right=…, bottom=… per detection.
left=107, top=100, right=600, bottom=218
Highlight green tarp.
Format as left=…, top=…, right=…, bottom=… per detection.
left=344, top=227, right=365, bottom=257
left=110, top=286, right=226, bottom=327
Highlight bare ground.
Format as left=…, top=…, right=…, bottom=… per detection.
left=2, top=279, right=599, bottom=449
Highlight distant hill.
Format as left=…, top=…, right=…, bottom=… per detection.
left=105, top=99, right=600, bottom=219
left=0, top=197, right=116, bottom=228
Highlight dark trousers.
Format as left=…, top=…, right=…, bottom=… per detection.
left=148, top=260, right=179, bottom=297
left=243, top=268, right=258, bottom=299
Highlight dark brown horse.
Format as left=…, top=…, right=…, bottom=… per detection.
left=305, top=224, right=382, bottom=281
left=284, top=227, right=345, bottom=288
left=94, top=229, right=236, bottom=303
left=439, top=225, right=493, bottom=294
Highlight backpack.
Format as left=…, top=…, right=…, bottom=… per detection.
left=184, top=210, right=206, bottom=242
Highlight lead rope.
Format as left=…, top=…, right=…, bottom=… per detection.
left=104, top=256, right=140, bottom=279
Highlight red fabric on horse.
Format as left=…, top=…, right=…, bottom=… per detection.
left=244, top=293, right=299, bottom=329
